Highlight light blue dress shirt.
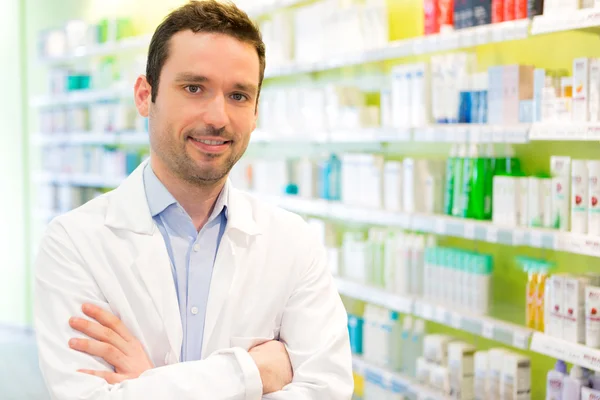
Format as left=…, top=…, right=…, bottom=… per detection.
left=143, top=163, right=228, bottom=362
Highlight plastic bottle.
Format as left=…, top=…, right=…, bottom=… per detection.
left=466, top=143, right=488, bottom=220
left=383, top=230, right=397, bottom=293
left=546, top=360, right=567, bottom=400
left=483, top=143, right=495, bottom=220
left=411, top=235, right=425, bottom=296
left=328, top=153, right=342, bottom=201
left=495, top=143, right=521, bottom=176
left=444, top=144, right=458, bottom=215
left=461, top=143, right=478, bottom=218
left=561, top=365, right=589, bottom=399
left=590, top=371, right=600, bottom=390
left=400, top=316, right=414, bottom=374
left=452, top=144, right=468, bottom=217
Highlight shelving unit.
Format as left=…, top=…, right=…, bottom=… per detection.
left=352, top=356, right=450, bottom=400
left=30, top=131, right=148, bottom=146
left=336, top=278, right=533, bottom=349
left=531, top=8, right=600, bottom=35
left=264, top=20, right=529, bottom=78
left=529, top=123, right=600, bottom=141
left=30, top=87, right=130, bottom=107
left=255, top=193, right=600, bottom=257
left=530, top=332, right=600, bottom=372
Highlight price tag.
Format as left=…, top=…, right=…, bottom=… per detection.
left=530, top=231, right=543, bottom=248
left=434, top=219, right=446, bottom=235
left=486, top=227, right=499, bottom=243
left=435, top=306, right=447, bottom=324
left=512, top=331, right=530, bottom=349
left=451, top=312, right=462, bottom=329
left=512, top=229, right=526, bottom=246
left=420, top=303, right=434, bottom=320
left=464, top=223, right=476, bottom=240
left=482, top=322, right=494, bottom=339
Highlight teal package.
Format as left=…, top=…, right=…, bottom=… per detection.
left=347, top=314, right=364, bottom=355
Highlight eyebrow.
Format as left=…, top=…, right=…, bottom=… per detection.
left=174, top=72, right=258, bottom=96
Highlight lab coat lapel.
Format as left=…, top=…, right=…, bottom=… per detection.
left=131, top=230, right=183, bottom=362
left=105, top=160, right=182, bottom=361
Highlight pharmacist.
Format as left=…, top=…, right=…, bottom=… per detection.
left=33, top=2, right=353, bottom=399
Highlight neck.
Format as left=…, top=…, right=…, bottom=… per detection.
left=150, top=157, right=226, bottom=231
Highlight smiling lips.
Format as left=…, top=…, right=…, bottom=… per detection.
left=188, top=136, right=231, bottom=154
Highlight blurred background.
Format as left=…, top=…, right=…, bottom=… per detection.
left=6, top=0, right=600, bottom=398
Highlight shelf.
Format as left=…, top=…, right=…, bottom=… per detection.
left=256, top=193, right=600, bottom=257
left=30, top=131, right=148, bottom=146
left=42, top=34, right=152, bottom=64
left=530, top=332, right=600, bottom=372
left=335, top=278, right=532, bottom=349
left=264, top=20, right=529, bottom=78
left=529, top=122, right=600, bottom=141
left=35, top=172, right=125, bottom=188
left=413, top=124, right=529, bottom=143
left=251, top=127, right=412, bottom=144
left=352, top=356, right=450, bottom=400
left=531, top=9, right=600, bottom=35
left=30, top=87, right=130, bottom=108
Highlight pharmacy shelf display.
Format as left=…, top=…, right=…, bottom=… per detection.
left=257, top=193, right=600, bottom=258
left=264, top=20, right=529, bottom=78
left=30, top=131, right=148, bottom=146
left=531, top=8, right=600, bottom=35
left=352, top=356, right=450, bottom=400
left=530, top=332, right=600, bottom=372
left=336, top=278, right=533, bottom=350
left=529, top=123, right=600, bottom=141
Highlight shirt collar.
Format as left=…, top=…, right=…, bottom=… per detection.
left=143, top=162, right=229, bottom=221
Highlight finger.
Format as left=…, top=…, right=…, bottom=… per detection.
left=69, top=317, right=128, bottom=352
left=69, top=338, right=125, bottom=370
left=81, top=304, right=134, bottom=342
left=78, top=369, right=125, bottom=384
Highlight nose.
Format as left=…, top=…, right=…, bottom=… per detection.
left=202, top=93, right=229, bottom=129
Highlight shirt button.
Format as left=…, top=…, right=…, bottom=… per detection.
left=191, top=306, right=199, bottom=315
left=193, top=243, right=200, bottom=252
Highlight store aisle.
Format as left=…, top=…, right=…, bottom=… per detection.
left=0, top=328, right=49, bottom=400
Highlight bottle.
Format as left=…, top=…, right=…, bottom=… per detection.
left=466, top=143, right=488, bottom=220
left=546, top=360, right=567, bottom=400
left=561, top=365, right=589, bottom=399
left=495, top=144, right=521, bottom=176
left=328, top=153, right=342, bottom=201
left=408, top=319, right=426, bottom=378
left=400, top=316, right=414, bottom=374
left=452, top=144, right=468, bottom=217
left=411, top=235, right=425, bottom=296
left=444, top=144, right=458, bottom=215
left=483, top=143, right=495, bottom=220
left=590, top=371, right=600, bottom=390
left=461, top=143, right=478, bottom=218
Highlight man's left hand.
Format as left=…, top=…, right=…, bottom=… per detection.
left=69, top=303, right=154, bottom=384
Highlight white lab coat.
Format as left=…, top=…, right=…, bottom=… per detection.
left=34, top=161, right=353, bottom=400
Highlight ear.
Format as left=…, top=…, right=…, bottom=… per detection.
left=134, top=75, right=152, bottom=117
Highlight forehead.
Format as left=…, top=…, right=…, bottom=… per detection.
left=162, top=30, right=260, bottom=86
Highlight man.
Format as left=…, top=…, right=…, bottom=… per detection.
left=33, top=1, right=353, bottom=399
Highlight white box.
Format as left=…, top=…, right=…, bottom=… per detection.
left=501, top=353, right=531, bottom=400
left=573, top=58, right=591, bottom=122
left=548, top=274, right=567, bottom=339
left=384, top=161, right=403, bottom=212
left=474, top=351, right=489, bottom=400
left=571, top=159, right=589, bottom=234
left=448, top=342, right=476, bottom=400
left=551, top=156, right=572, bottom=231
left=527, top=177, right=543, bottom=228
left=564, top=276, right=591, bottom=344
left=488, top=348, right=507, bottom=400
left=590, top=59, right=600, bottom=122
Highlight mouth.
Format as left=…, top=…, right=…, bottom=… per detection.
left=187, top=137, right=232, bottom=154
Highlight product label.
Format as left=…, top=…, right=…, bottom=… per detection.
left=573, top=174, right=587, bottom=211
left=546, top=377, right=563, bottom=399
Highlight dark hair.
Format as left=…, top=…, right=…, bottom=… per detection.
left=146, top=0, right=266, bottom=102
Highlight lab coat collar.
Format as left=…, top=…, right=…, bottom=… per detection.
left=105, top=159, right=262, bottom=236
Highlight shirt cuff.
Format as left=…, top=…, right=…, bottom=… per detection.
left=231, top=347, right=263, bottom=400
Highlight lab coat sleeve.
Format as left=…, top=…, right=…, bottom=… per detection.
left=263, top=223, right=354, bottom=400
left=34, top=221, right=263, bottom=400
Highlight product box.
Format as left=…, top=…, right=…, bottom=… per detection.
left=515, top=0, right=528, bottom=19
left=488, top=348, right=507, bottom=399
left=573, top=58, right=591, bottom=122
left=541, top=178, right=553, bottom=228
left=492, top=0, right=504, bottom=21
left=548, top=274, right=567, bottom=339
left=527, top=0, right=544, bottom=16
left=527, top=177, right=543, bottom=228
left=590, top=59, right=600, bottom=123
left=430, top=365, right=452, bottom=395
left=589, top=160, right=600, bottom=236
left=503, top=65, right=535, bottom=125
left=488, top=66, right=505, bottom=125
left=474, top=351, right=489, bottom=400
left=473, top=0, right=492, bottom=25
left=448, top=342, right=476, bottom=400
left=424, top=0, right=441, bottom=34
left=440, top=0, right=455, bottom=32
left=416, top=356, right=434, bottom=384
left=550, top=156, right=572, bottom=231
left=424, top=334, right=455, bottom=365
left=582, top=387, right=600, bottom=400
left=454, top=0, right=474, bottom=29
left=503, top=0, right=515, bottom=20
left=564, top=276, right=591, bottom=344
left=532, top=69, right=546, bottom=122
left=585, top=286, right=600, bottom=349
left=500, top=353, right=531, bottom=400
left=411, top=63, right=431, bottom=128
left=384, top=161, right=403, bottom=212
left=571, top=159, right=589, bottom=234
left=517, top=177, right=529, bottom=227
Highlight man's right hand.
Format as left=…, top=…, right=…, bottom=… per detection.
left=249, top=340, right=293, bottom=394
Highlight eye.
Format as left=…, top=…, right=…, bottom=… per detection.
left=231, top=93, right=248, bottom=102
left=185, top=85, right=201, bottom=94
